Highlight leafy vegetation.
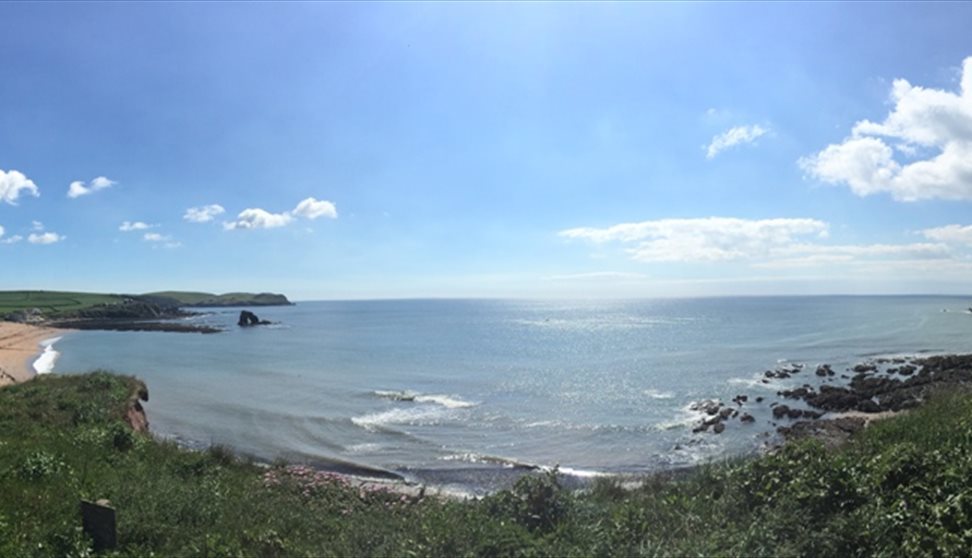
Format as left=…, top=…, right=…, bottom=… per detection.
left=3, top=372, right=972, bottom=556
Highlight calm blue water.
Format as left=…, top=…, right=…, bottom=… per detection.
left=50, top=296, right=972, bottom=491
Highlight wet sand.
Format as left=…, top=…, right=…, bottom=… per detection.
left=0, top=322, right=68, bottom=386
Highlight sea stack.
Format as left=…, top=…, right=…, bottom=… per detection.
left=238, top=310, right=270, bottom=327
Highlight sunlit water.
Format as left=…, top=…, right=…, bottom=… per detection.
left=50, top=296, right=972, bottom=492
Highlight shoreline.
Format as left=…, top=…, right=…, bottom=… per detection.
left=0, top=322, right=70, bottom=386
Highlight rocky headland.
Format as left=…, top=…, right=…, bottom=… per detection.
left=2, top=291, right=292, bottom=334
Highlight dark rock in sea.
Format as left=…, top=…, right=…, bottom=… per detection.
left=238, top=310, right=271, bottom=327
left=855, top=399, right=882, bottom=413
left=772, top=405, right=791, bottom=419
left=732, top=394, right=748, bottom=405
left=713, top=423, right=726, bottom=434
left=898, top=365, right=916, bottom=376
left=780, top=387, right=812, bottom=400
left=852, top=363, right=877, bottom=373
left=764, top=370, right=776, bottom=379
left=755, top=396, right=764, bottom=403
left=805, top=385, right=862, bottom=412
left=718, top=407, right=733, bottom=420
left=815, top=364, right=832, bottom=377
left=787, top=408, right=804, bottom=419
left=740, top=413, right=755, bottom=423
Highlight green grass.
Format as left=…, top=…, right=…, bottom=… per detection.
left=143, top=291, right=290, bottom=306
left=0, top=291, right=123, bottom=318
left=142, top=291, right=217, bottom=305
left=3, top=373, right=972, bottom=556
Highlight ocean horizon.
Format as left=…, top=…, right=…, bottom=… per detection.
left=43, top=295, right=972, bottom=493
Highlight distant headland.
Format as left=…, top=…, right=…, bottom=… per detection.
left=0, top=290, right=292, bottom=333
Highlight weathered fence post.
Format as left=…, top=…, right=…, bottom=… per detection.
left=80, top=499, right=117, bottom=551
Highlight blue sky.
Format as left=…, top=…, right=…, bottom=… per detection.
left=3, top=2, right=972, bottom=300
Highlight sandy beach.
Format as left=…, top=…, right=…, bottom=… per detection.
left=0, top=322, right=68, bottom=387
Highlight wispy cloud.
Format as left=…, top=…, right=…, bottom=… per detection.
left=184, top=204, right=226, bottom=223
left=28, top=232, right=64, bottom=245
left=560, top=216, right=958, bottom=271
left=706, top=125, right=768, bottom=159
left=800, top=55, right=972, bottom=201
left=561, top=217, right=828, bottom=262
left=922, top=224, right=972, bottom=245
left=120, top=221, right=154, bottom=232
left=1, top=234, right=23, bottom=245
left=0, top=169, right=39, bottom=205
left=143, top=232, right=180, bottom=248
left=223, top=197, right=338, bottom=230
left=68, top=176, right=115, bottom=199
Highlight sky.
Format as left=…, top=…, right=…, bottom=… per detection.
left=3, top=2, right=972, bottom=300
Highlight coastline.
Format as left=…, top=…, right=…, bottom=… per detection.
left=0, top=322, right=69, bottom=386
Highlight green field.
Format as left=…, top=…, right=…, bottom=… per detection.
left=0, top=291, right=123, bottom=318
left=144, top=291, right=291, bottom=307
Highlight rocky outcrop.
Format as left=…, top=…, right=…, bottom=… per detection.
left=48, top=297, right=219, bottom=334
left=777, top=417, right=866, bottom=450
left=4, top=307, right=45, bottom=323
left=238, top=310, right=271, bottom=327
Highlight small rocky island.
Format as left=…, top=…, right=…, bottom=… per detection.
left=238, top=310, right=271, bottom=327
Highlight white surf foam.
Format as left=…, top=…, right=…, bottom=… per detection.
left=373, top=390, right=475, bottom=409
left=644, top=388, right=674, bottom=400
left=351, top=406, right=449, bottom=431
left=32, top=336, right=62, bottom=375
left=556, top=466, right=609, bottom=479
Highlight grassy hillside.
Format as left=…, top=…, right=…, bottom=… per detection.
left=0, top=291, right=123, bottom=318
left=143, top=291, right=292, bottom=307
left=0, top=290, right=292, bottom=321
left=3, top=373, right=972, bottom=556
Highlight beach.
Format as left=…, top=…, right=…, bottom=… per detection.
left=0, top=322, right=67, bottom=386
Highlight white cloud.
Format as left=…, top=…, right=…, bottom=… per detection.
left=223, top=197, right=338, bottom=231
left=921, top=224, right=972, bottom=245
left=223, top=208, right=295, bottom=230
left=560, top=216, right=963, bottom=272
left=292, top=197, right=338, bottom=220
left=560, top=217, right=829, bottom=262
left=28, top=232, right=64, bottom=245
left=184, top=204, right=225, bottom=223
left=1, top=234, right=23, bottom=245
left=801, top=56, right=972, bottom=201
left=31, top=220, right=44, bottom=231
left=706, top=125, right=768, bottom=159
left=120, top=221, right=153, bottom=232
left=0, top=169, right=39, bottom=205
left=67, top=176, right=115, bottom=198
left=142, top=232, right=181, bottom=248
left=757, top=242, right=950, bottom=268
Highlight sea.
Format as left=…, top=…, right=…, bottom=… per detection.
left=42, top=296, right=972, bottom=494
